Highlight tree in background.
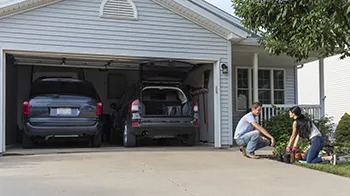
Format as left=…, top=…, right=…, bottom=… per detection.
left=231, top=0, right=350, bottom=62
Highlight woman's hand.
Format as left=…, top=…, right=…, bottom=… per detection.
left=292, top=146, right=297, bottom=154
left=286, top=146, right=291, bottom=153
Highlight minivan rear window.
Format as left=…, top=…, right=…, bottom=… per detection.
left=30, top=80, right=99, bottom=99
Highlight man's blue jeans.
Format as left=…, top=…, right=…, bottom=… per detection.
left=235, top=130, right=268, bottom=155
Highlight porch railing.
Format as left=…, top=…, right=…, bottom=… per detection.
left=260, top=104, right=322, bottom=122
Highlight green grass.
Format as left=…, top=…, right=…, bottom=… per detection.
left=296, top=161, right=350, bottom=178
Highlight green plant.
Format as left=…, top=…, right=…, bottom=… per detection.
left=262, top=107, right=293, bottom=145
left=274, top=141, right=288, bottom=155
left=297, top=139, right=309, bottom=153
left=335, top=113, right=350, bottom=145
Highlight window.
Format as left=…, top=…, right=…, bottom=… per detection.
left=236, top=68, right=285, bottom=110
left=30, top=80, right=99, bottom=100
left=274, top=70, right=285, bottom=104
left=237, top=69, right=249, bottom=110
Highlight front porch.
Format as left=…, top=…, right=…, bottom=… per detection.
left=232, top=43, right=325, bottom=126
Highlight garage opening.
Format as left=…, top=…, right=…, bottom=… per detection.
left=4, top=53, right=215, bottom=149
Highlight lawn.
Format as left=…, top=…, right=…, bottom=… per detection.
left=296, top=161, right=350, bottom=178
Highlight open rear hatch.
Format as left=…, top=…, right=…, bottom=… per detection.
left=139, top=60, right=196, bottom=82
left=140, top=86, right=193, bottom=118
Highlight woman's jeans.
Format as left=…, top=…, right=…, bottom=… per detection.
left=303, top=135, right=324, bottom=163
left=235, top=130, right=269, bottom=155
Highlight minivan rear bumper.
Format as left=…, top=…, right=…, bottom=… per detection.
left=129, top=122, right=198, bottom=138
left=24, top=122, right=102, bottom=137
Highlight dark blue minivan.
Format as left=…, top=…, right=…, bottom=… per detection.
left=22, top=78, right=103, bottom=148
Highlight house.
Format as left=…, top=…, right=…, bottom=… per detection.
left=298, top=54, right=350, bottom=126
left=0, top=0, right=323, bottom=154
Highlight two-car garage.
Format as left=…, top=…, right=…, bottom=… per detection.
left=0, top=0, right=250, bottom=153
left=3, top=52, right=216, bottom=149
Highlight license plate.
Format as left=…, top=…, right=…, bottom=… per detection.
left=57, top=108, right=72, bottom=115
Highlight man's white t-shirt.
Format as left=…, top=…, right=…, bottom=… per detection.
left=234, top=112, right=257, bottom=139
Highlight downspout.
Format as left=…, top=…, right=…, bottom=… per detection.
left=295, top=64, right=304, bottom=104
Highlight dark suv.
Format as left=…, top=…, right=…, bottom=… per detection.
left=110, top=60, right=199, bottom=147
left=22, top=78, right=104, bottom=148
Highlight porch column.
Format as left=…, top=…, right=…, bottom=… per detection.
left=253, top=53, right=259, bottom=102
left=319, top=58, right=325, bottom=117
left=0, top=48, right=4, bottom=153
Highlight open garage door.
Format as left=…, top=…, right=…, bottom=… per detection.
left=2, top=51, right=216, bottom=150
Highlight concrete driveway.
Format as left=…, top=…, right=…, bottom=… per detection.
left=1, top=147, right=350, bottom=196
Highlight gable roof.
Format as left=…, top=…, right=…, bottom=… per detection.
left=0, top=0, right=251, bottom=42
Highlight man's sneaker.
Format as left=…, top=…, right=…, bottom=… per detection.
left=246, top=153, right=260, bottom=159
left=239, top=146, right=246, bottom=156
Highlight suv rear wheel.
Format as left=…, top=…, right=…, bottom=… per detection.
left=21, top=132, right=33, bottom=149
left=90, top=132, right=102, bottom=147
left=123, top=124, right=136, bottom=147
left=182, top=133, right=196, bottom=146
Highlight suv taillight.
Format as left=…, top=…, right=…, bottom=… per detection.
left=23, top=100, right=30, bottom=115
left=193, top=101, right=199, bottom=126
left=131, top=100, right=139, bottom=112
left=193, top=101, right=199, bottom=112
left=96, top=102, right=103, bottom=115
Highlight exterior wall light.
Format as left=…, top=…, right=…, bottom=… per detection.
left=221, top=63, right=228, bottom=74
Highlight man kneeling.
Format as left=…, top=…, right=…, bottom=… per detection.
left=234, top=102, right=275, bottom=159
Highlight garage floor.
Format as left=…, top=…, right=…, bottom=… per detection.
left=1, top=147, right=350, bottom=196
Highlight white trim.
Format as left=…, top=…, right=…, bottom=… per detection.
left=319, top=59, right=325, bottom=117
left=1, top=44, right=220, bottom=62
left=227, top=41, right=233, bottom=145
left=1, top=46, right=224, bottom=149
left=253, top=53, right=259, bottom=102
left=235, top=67, right=287, bottom=111
left=0, top=0, right=63, bottom=20
left=270, top=70, right=274, bottom=104
left=248, top=66, right=252, bottom=105
left=99, top=0, right=138, bottom=21
left=294, top=66, right=299, bottom=104
left=0, top=48, right=5, bottom=153
left=214, top=60, right=221, bottom=148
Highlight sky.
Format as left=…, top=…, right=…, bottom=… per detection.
left=204, top=0, right=234, bottom=15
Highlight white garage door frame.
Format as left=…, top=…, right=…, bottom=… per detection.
left=0, top=47, right=224, bottom=153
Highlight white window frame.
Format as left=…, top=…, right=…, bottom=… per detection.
left=235, top=67, right=286, bottom=111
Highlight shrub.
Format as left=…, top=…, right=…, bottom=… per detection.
left=261, top=109, right=293, bottom=144
left=313, top=116, right=335, bottom=145
left=335, top=113, right=350, bottom=145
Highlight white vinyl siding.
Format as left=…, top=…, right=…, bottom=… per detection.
left=220, top=57, right=231, bottom=145
left=298, top=55, right=350, bottom=124
left=0, top=0, right=227, bottom=60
